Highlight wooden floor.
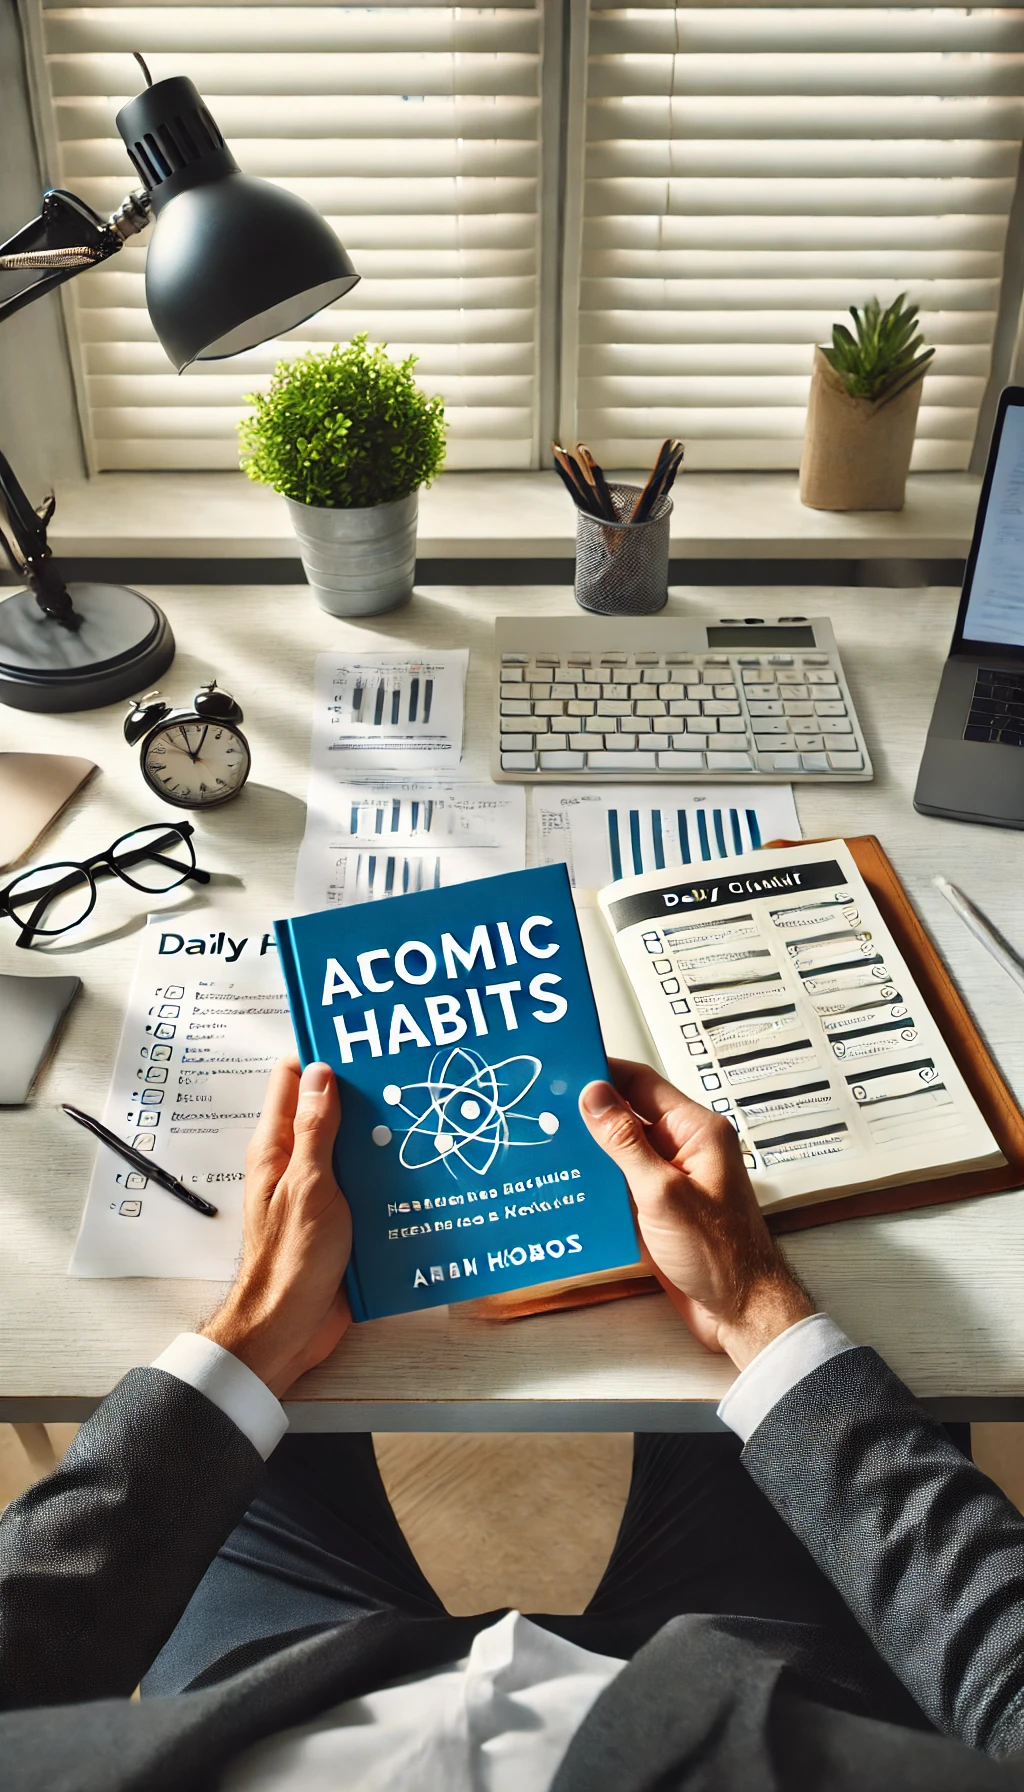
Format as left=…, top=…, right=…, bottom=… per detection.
left=0, top=1425, right=634, bottom=1614
left=3, top=1423, right=1024, bottom=1615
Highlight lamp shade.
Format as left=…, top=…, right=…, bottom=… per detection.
left=115, top=77, right=359, bottom=369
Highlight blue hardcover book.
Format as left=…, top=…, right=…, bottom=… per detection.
left=274, top=863, right=637, bottom=1320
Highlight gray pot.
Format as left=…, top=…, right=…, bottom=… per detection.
left=285, top=490, right=418, bottom=617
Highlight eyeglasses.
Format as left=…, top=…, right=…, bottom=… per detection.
left=0, top=822, right=211, bottom=949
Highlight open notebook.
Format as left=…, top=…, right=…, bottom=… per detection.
left=469, top=836, right=1015, bottom=1319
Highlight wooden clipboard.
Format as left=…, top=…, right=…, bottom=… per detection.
left=466, top=834, right=1024, bottom=1320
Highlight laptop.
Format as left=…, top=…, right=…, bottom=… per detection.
left=915, top=386, right=1024, bottom=828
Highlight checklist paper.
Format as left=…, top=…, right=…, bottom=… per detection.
left=534, top=785, right=801, bottom=889
left=600, top=840, right=1001, bottom=1212
left=69, top=916, right=292, bottom=1279
left=294, top=777, right=526, bottom=911
left=312, top=648, right=468, bottom=769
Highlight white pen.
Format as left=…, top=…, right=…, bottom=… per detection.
left=934, top=876, right=1024, bottom=998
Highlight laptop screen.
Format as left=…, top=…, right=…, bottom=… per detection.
left=960, top=399, right=1024, bottom=649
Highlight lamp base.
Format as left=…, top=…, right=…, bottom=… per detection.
left=0, top=582, right=174, bottom=712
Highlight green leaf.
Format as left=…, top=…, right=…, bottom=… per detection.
left=873, top=349, right=937, bottom=410
left=237, top=334, right=447, bottom=506
left=817, top=292, right=934, bottom=403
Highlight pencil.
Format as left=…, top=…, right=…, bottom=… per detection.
left=934, top=878, right=1024, bottom=999
left=552, top=456, right=592, bottom=511
left=649, top=441, right=684, bottom=511
left=629, top=439, right=672, bottom=523
left=576, top=445, right=617, bottom=522
left=552, top=443, right=602, bottom=515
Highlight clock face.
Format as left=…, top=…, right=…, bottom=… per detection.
left=142, top=718, right=251, bottom=808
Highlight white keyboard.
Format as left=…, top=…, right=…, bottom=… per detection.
left=492, top=615, right=872, bottom=783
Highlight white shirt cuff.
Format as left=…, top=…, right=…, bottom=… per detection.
left=151, top=1332, right=289, bottom=1461
left=717, top=1312, right=856, bottom=1444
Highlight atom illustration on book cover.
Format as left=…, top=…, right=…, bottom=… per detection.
left=370, top=1045, right=561, bottom=1176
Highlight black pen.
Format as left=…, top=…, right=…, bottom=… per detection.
left=62, top=1104, right=218, bottom=1217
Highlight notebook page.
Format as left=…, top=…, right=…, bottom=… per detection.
left=599, top=840, right=1002, bottom=1211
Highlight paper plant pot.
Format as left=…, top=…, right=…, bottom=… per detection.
left=285, top=489, right=418, bottom=616
left=799, top=345, right=924, bottom=512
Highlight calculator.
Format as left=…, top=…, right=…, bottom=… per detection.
left=492, top=615, right=872, bottom=783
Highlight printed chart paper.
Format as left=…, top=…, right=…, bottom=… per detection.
left=294, top=778, right=526, bottom=911
left=70, top=915, right=292, bottom=1279
left=312, top=649, right=467, bottom=770
left=534, top=785, right=801, bottom=888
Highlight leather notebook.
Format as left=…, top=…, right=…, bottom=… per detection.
left=467, top=835, right=1024, bottom=1321
left=0, top=753, right=97, bottom=871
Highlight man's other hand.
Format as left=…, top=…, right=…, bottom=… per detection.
left=202, top=1057, right=352, bottom=1396
left=580, top=1059, right=813, bottom=1367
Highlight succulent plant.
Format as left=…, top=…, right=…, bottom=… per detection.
left=821, top=293, right=935, bottom=409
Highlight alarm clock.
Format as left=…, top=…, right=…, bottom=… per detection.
left=124, top=681, right=251, bottom=809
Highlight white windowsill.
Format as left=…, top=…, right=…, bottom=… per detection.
left=44, top=469, right=980, bottom=561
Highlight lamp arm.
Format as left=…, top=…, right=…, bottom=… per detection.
left=0, top=187, right=150, bottom=326
left=0, top=448, right=82, bottom=632
left=0, top=187, right=151, bottom=630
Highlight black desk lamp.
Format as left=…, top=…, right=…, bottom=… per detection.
left=0, top=55, right=359, bottom=712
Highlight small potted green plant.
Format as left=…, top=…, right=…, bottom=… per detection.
left=800, top=294, right=935, bottom=511
left=238, top=335, right=446, bottom=615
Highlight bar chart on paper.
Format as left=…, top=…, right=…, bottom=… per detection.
left=345, top=851, right=442, bottom=901
left=605, top=802, right=764, bottom=875
left=339, top=795, right=447, bottom=893
left=294, top=778, right=526, bottom=910
left=343, top=795, right=440, bottom=840
left=351, top=672, right=436, bottom=728
left=534, top=785, right=801, bottom=888
left=313, top=650, right=468, bottom=769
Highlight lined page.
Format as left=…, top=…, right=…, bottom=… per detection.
left=600, top=840, right=1002, bottom=1211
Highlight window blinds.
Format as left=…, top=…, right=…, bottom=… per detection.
left=572, top=3, right=1024, bottom=470
left=34, top=2, right=544, bottom=471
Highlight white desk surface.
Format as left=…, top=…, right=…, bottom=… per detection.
left=3, top=582, right=1024, bottom=1428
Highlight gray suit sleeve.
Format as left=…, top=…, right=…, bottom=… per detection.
left=742, top=1344, right=1024, bottom=1756
left=0, top=1366, right=264, bottom=1710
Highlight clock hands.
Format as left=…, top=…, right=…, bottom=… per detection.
left=174, top=722, right=210, bottom=764
left=177, top=722, right=205, bottom=763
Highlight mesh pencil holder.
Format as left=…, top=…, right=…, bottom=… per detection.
left=574, top=483, right=672, bottom=616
